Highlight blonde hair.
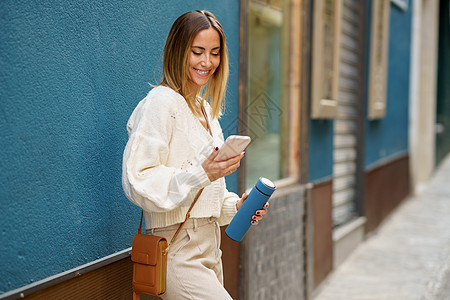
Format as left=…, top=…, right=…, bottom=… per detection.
left=159, top=10, right=229, bottom=119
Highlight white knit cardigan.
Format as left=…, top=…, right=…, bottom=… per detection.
left=122, top=86, right=239, bottom=229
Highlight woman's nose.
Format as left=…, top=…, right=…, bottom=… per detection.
left=201, top=54, right=212, bottom=68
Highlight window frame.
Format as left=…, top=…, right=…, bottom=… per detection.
left=239, top=0, right=304, bottom=191
left=368, top=0, right=390, bottom=120
left=310, top=0, right=343, bottom=119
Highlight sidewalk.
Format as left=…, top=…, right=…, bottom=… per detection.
left=313, top=154, right=450, bottom=300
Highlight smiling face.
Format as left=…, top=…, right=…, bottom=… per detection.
left=186, top=27, right=221, bottom=97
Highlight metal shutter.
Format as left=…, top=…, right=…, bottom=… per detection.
left=332, top=0, right=361, bottom=227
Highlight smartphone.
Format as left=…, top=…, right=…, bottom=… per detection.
left=214, top=135, right=251, bottom=161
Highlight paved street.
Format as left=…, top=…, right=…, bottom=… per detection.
left=314, top=154, right=450, bottom=300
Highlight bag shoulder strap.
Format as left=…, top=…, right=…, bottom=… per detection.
left=138, top=187, right=205, bottom=255
left=199, top=101, right=213, bottom=137
left=164, top=187, right=204, bottom=254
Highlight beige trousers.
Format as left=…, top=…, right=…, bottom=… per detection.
left=147, top=217, right=233, bottom=300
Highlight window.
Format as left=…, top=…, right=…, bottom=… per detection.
left=244, top=0, right=301, bottom=188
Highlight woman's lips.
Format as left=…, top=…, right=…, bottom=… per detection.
left=195, top=68, right=211, bottom=76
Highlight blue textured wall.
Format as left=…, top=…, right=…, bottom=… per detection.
left=0, top=1, right=240, bottom=293
left=308, top=120, right=334, bottom=182
left=364, top=2, right=412, bottom=167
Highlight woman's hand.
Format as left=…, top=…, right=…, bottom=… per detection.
left=236, top=193, right=270, bottom=225
left=202, top=147, right=245, bottom=182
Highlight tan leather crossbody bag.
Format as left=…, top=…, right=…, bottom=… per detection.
left=131, top=188, right=204, bottom=299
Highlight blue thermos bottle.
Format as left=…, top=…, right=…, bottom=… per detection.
left=225, top=177, right=276, bottom=242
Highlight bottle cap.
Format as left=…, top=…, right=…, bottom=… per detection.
left=255, top=177, right=276, bottom=196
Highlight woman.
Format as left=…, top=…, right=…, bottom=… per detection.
left=122, top=10, right=269, bottom=299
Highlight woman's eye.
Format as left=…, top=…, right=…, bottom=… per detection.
left=212, top=52, right=220, bottom=56
left=192, top=51, right=202, bottom=55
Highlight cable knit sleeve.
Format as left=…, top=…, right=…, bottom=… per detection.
left=122, top=89, right=211, bottom=213
left=218, top=189, right=239, bottom=226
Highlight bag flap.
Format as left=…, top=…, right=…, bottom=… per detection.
left=131, top=234, right=167, bottom=265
